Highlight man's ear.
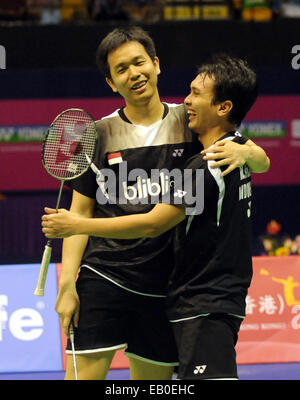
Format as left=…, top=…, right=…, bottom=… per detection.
left=154, top=56, right=161, bottom=76
left=106, top=77, right=118, bottom=93
left=218, top=100, right=233, bottom=117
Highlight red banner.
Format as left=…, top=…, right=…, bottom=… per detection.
left=237, top=256, right=300, bottom=364
left=1, top=96, right=300, bottom=191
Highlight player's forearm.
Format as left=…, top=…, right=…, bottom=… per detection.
left=42, top=204, right=185, bottom=239
left=74, top=204, right=185, bottom=239
left=245, top=141, right=270, bottom=173
left=74, top=214, right=157, bottom=239
left=58, top=189, right=94, bottom=284
left=59, top=234, right=89, bottom=286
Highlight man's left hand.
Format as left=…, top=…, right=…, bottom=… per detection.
left=201, top=139, right=248, bottom=176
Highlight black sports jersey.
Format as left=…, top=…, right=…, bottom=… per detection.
left=166, top=131, right=253, bottom=320
left=67, top=103, right=202, bottom=296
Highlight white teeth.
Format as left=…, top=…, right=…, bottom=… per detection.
left=132, top=82, right=146, bottom=90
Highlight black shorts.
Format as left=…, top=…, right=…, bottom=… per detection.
left=66, top=267, right=178, bottom=366
left=172, top=313, right=242, bottom=380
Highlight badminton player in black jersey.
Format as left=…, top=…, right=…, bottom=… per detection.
left=43, top=29, right=269, bottom=380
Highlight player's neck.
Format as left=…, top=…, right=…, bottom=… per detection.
left=124, top=94, right=164, bottom=127
left=198, top=123, right=235, bottom=148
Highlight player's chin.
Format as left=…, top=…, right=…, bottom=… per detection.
left=131, top=83, right=154, bottom=98
left=188, top=122, right=196, bottom=132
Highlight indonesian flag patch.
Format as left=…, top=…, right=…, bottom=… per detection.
left=107, top=152, right=123, bottom=165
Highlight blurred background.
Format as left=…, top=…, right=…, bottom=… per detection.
left=0, top=0, right=299, bottom=379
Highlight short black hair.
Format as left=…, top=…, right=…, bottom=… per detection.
left=96, top=26, right=157, bottom=79
left=198, top=54, right=258, bottom=127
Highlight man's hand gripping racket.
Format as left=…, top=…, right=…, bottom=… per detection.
left=34, top=108, right=97, bottom=296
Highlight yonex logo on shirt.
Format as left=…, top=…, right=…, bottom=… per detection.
left=194, top=365, right=207, bottom=374
left=173, top=149, right=184, bottom=157
left=174, top=189, right=186, bottom=198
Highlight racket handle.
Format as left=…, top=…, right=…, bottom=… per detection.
left=34, top=241, right=53, bottom=296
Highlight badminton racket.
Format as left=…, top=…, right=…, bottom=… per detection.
left=34, top=108, right=97, bottom=296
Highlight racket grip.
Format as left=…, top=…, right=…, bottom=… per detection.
left=34, top=241, right=53, bottom=296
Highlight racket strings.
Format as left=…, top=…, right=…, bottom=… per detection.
left=43, top=110, right=96, bottom=180
left=35, top=108, right=97, bottom=299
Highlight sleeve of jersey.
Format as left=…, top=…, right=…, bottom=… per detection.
left=161, top=156, right=206, bottom=216
left=64, top=166, right=98, bottom=199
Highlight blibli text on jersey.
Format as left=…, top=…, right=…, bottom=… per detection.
left=95, top=161, right=204, bottom=216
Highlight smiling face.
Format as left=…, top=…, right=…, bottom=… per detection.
left=106, top=41, right=161, bottom=106
left=184, top=73, right=221, bottom=135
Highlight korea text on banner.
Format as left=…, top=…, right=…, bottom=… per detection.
left=237, top=256, right=300, bottom=364
left=0, top=263, right=62, bottom=372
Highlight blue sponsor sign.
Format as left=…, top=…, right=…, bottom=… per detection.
left=0, top=263, right=62, bottom=372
